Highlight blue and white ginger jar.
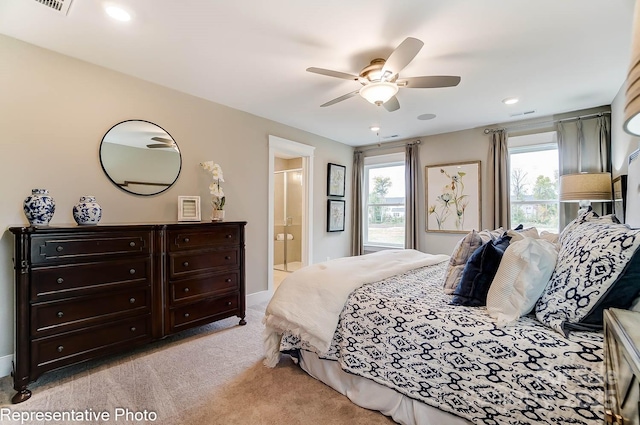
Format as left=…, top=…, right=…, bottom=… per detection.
left=73, top=196, right=102, bottom=225
left=23, top=189, right=55, bottom=225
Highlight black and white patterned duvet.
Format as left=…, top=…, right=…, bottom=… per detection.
left=280, top=261, right=604, bottom=425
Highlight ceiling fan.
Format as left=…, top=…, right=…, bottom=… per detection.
left=307, top=37, right=461, bottom=112
left=146, top=136, right=176, bottom=149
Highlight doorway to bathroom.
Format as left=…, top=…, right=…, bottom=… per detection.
left=273, top=162, right=303, bottom=287
left=268, top=136, right=315, bottom=293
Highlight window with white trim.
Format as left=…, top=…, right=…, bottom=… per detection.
left=364, top=153, right=405, bottom=248
left=508, top=132, right=560, bottom=233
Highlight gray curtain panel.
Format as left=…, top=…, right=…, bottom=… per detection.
left=557, top=115, right=612, bottom=228
left=490, top=129, right=510, bottom=229
left=405, top=144, right=419, bottom=250
left=351, top=150, right=364, bottom=256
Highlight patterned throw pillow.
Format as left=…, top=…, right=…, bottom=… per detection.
left=442, top=230, right=484, bottom=294
left=535, top=220, right=640, bottom=335
left=451, top=235, right=512, bottom=306
left=442, top=228, right=504, bottom=294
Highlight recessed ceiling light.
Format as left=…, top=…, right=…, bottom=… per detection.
left=105, top=5, right=131, bottom=21
left=417, top=113, right=436, bottom=121
left=370, top=125, right=380, bottom=132
left=502, top=97, right=519, bottom=105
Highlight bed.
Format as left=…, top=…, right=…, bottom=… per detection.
left=263, top=211, right=640, bottom=425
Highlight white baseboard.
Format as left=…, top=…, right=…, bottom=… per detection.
left=246, top=290, right=271, bottom=307
left=0, top=354, right=12, bottom=379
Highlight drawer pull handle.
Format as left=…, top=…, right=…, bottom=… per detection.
left=225, top=278, right=232, bottom=283
left=57, top=346, right=64, bottom=353
left=226, top=301, right=232, bottom=306
left=184, top=313, right=190, bottom=318
left=56, top=277, right=64, bottom=284
left=129, top=268, right=136, bottom=275
left=184, top=237, right=190, bottom=243
left=129, top=241, right=136, bottom=247
left=184, top=287, right=190, bottom=293
left=225, top=256, right=231, bottom=260
left=226, top=234, right=232, bottom=239
left=129, top=298, right=136, bottom=304
left=57, top=311, right=64, bottom=318
left=130, top=327, right=136, bottom=332
left=183, top=261, right=189, bottom=267
left=56, top=246, right=63, bottom=252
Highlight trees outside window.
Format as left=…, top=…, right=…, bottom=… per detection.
left=509, top=134, right=559, bottom=233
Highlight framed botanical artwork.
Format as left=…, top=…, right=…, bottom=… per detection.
left=327, top=163, right=346, bottom=197
left=612, top=175, right=627, bottom=223
left=327, top=199, right=345, bottom=232
left=425, top=160, right=481, bottom=233
left=178, top=196, right=201, bottom=221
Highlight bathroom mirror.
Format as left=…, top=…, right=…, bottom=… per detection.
left=100, top=120, right=182, bottom=196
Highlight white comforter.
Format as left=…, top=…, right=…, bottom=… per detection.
left=263, top=249, right=449, bottom=367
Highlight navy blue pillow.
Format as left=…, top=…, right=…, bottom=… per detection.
left=451, top=235, right=512, bottom=307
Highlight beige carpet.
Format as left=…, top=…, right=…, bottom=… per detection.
left=0, top=304, right=394, bottom=424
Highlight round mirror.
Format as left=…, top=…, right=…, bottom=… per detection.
left=100, top=120, right=182, bottom=196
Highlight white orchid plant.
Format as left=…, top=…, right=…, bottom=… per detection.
left=200, top=161, right=225, bottom=210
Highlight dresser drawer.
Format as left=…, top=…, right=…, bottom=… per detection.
left=31, top=232, right=151, bottom=264
left=31, top=287, right=150, bottom=336
left=31, top=258, right=150, bottom=301
left=170, top=293, right=238, bottom=331
left=31, top=315, right=151, bottom=374
left=171, top=272, right=239, bottom=304
left=169, top=249, right=238, bottom=278
left=167, top=225, right=239, bottom=251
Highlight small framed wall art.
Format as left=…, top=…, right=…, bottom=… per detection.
left=178, top=196, right=201, bottom=221
left=327, top=163, right=346, bottom=197
left=425, top=160, right=481, bottom=233
left=327, top=199, right=345, bottom=232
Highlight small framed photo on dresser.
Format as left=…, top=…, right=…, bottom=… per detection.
left=327, top=163, right=346, bottom=197
left=178, top=196, right=201, bottom=221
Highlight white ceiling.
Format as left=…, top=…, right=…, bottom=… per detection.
left=0, top=0, right=635, bottom=146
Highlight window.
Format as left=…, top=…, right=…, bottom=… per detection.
left=364, top=153, right=405, bottom=248
left=509, top=132, right=559, bottom=233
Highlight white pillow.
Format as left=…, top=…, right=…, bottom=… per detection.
left=486, top=238, right=558, bottom=326
left=506, top=227, right=539, bottom=242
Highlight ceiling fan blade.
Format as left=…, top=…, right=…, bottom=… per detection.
left=307, top=67, right=359, bottom=81
left=381, top=37, right=424, bottom=78
left=383, top=95, right=400, bottom=112
left=320, top=90, right=360, bottom=107
left=147, top=143, right=175, bottom=148
left=397, top=75, right=461, bottom=88
left=150, top=136, right=174, bottom=143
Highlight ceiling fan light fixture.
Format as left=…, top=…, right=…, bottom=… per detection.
left=359, top=82, right=398, bottom=106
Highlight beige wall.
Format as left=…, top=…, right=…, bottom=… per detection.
left=0, top=34, right=353, bottom=375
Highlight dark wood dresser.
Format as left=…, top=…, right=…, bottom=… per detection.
left=9, top=221, right=246, bottom=404
left=604, top=308, right=640, bottom=425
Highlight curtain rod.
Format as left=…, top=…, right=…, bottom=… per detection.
left=483, top=111, right=611, bottom=134
left=355, top=139, right=421, bottom=153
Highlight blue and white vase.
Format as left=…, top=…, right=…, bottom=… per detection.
left=23, top=189, right=56, bottom=226
left=73, top=196, right=102, bottom=225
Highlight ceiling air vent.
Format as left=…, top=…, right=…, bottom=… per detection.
left=509, top=110, right=536, bottom=118
left=383, top=135, right=399, bottom=139
left=34, top=0, right=73, bottom=15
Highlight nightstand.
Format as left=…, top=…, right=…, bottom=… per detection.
left=604, top=308, right=640, bottom=425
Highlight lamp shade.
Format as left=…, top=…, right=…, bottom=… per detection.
left=559, top=172, right=612, bottom=202
left=359, top=82, right=399, bottom=105
left=624, top=1, right=640, bottom=136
